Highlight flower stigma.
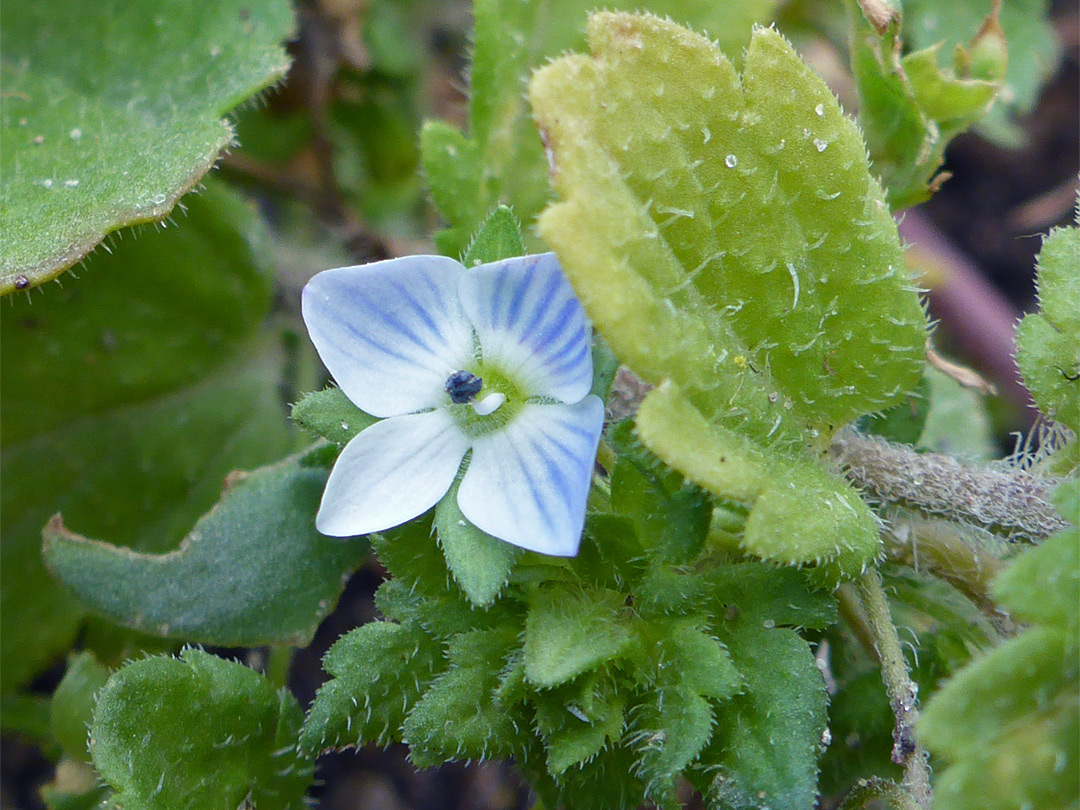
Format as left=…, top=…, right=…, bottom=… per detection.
left=445, top=370, right=483, bottom=403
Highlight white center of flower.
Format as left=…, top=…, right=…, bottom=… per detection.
left=470, top=391, right=506, bottom=416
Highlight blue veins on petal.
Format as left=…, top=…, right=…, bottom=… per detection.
left=302, top=251, right=603, bottom=557
left=316, top=409, right=471, bottom=537
left=301, top=255, right=474, bottom=419
left=460, top=254, right=594, bottom=404
left=458, top=398, right=604, bottom=557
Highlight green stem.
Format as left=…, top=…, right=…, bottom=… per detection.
left=853, top=569, right=933, bottom=810
left=265, top=645, right=295, bottom=690
left=837, top=776, right=917, bottom=810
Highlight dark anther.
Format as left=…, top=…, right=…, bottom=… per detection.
left=446, top=370, right=483, bottom=404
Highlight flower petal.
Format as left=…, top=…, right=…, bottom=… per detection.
left=303, top=256, right=475, bottom=418
left=460, top=253, right=593, bottom=403
left=457, top=397, right=604, bottom=556
left=316, top=409, right=470, bottom=536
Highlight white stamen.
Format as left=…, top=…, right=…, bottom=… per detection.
left=471, top=392, right=505, bottom=416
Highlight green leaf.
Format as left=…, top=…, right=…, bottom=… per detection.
left=920, top=627, right=1078, bottom=810
left=0, top=0, right=294, bottom=293
left=524, top=584, right=633, bottom=688
left=608, top=421, right=711, bottom=564
left=0, top=182, right=292, bottom=691
left=631, top=618, right=745, bottom=804
left=373, top=515, right=525, bottom=641
left=435, top=475, right=521, bottom=608
left=291, top=387, right=379, bottom=446
left=531, top=13, right=927, bottom=446
left=634, top=685, right=715, bottom=806
left=850, top=4, right=999, bottom=209
left=462, top=205, right=526, bottom=267
left=704, top=563, right=838, bottom=631
left=299, top=620, right=446, bottom=755
left=403, top=626, right=524, bottom=766
left=633, top=383, right=771, bottom=505
left=90, top=649, right=312, bottom=809
left=590, top=338, right=620, bottom=402
left=634, top=565, right=710, bottom=620
left=1016, top=213, right=1080, bottom=435
left=534, top=671, right=626, bottom=775
left=636, top=383, right=880, bottom=579
left=371, top=517, right=473, bottom=606
left=992, top=523, right=1079, bottom=654
left=859, top=374, right=931, bottom=446
left=51, top=653, right=110, bottom=763
left=742, top=461, right=880, bottom=579
left=902, top=0, right=1059, bottom=146
left=528, top=742, right=649, bottom=810
left=422, top=0, right=783, bottom=258
left=920, top=486, right=1079, bottom=810
left=698, top=623, right=828, bottom=810
left=43, top=456, right=369, bottom=648
left=656, top=622, right=744, bottom=702
left=917, top=366, right=995, bottom=461
left=2, top=182, right=273, bottom=444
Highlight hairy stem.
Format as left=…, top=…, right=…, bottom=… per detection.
left=837, top=776, right=921, bottom=810
left=853, top=569, right=933, bottom=810
left=831, top=429, right=1068, bottom=541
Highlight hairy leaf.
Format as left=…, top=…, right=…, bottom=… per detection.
left=291, top=387, right=378, bottom=446
left=1, top=184, right=292, bottom=691
left=636, top=383, right=881, bottom=578
left=90, top=649, right=312, bottom=809
left=524, top=585, right=633, bottom=688
left=299, top=620, right=446, bottom=754
left=531, top=13, right=927, bottom=446
left=422, top=0, right=782, bottom=257
left=0, top=0, right=293, bottom=292
left=921, top=626, right=1078, bottom=810
left=403, top=627, right=524, bottom=766
left=697, top=623, right=828, bottom=810
left=462, top=204, right=526, bottom=267
left=634, top=685, right=715, bottom=806
left=1016, top=213, right=1080, bottom=435
left=43, top=456, right=369, bottom=647
left=703, top=562, right=838, bottom=631
left=920, top=486, right=1079, bottom=810
left=436, top=475, right=521, bottom=607
left=850, top=3, right=999, bottom=208
left=534, top=671, right=626, bottom=775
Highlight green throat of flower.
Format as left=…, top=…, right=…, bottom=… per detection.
left=447, top=363, right=527, bottom=438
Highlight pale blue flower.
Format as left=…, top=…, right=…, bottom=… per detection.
left=302, top=253, right=604, bottom=557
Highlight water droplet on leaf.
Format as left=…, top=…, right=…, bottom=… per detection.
left=724, top=154, right=738, bottom=168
